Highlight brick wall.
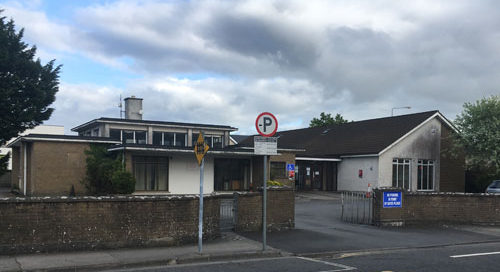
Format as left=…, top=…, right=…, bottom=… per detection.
left=0, top=196, right=219, bottom=254
left=234, top=188, right=295, bottom=232
left=373, top=188, right=500, bottom=226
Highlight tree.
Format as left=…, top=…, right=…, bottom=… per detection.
left=453, top=95, right=500, bottom=175
left=0, top=153, right=9, bottom=176
left=309, top=112, right=349, bottom=127
left=83, top=145, right=135, bottom=195
left=0, top=11, right=61, bottom=146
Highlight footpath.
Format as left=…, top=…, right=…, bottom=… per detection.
left=0, top=232, right=284, bottom=272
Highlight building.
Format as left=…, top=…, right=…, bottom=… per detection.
left=239, top=111, right=465, bottom=193
left=7, top=97, right=296, bottom=196
left=0, top=125, right=64, bottom=170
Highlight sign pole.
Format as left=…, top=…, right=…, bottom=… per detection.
left=262, top=155, right=267, bottom=251
left=198, top=157, right=204, bottom=254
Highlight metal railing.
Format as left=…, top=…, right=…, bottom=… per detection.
left=341, top=191, right=373, bottom=224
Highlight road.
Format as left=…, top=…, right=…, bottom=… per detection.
left=102, top=192, right=500, bottom=271
left=104, top=242, right=500, bottom=272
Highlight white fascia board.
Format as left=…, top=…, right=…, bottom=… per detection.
left=296, top=157, right=342, bottom=162
left=378, top=112, right=454, bottom=156
left=7, top=137, right=120, bottom=147
left=229, top=136, right=238, bottom=144
left=339, top=154, right=378, bottom=158
left=236, top=147, right=305, bottom=152
left=103, top=120, right=237, bottom=132
left=108, top=146, right=254, bottom=156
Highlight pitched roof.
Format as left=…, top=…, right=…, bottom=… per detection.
left=238, top=111, right=442, bottom=157
left=72, top=117, right=237, bottom=132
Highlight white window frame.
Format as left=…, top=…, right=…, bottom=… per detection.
left=417, top=159, right=435, bottom=191
left=392, top=158, right=411, bottom=190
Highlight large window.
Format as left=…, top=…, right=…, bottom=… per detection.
left=152, top=132, right=187, bottom=147
left=110, top=129, right=147, bottom=144
left=392, top=159, right=411, bottom=190
left=134, top=156, right=169, bottom=191
left=418, top=160, right=434, bottom=191
left=193, top=133, right=223, bottom=148
left=270, top=162, right=287, bottom=180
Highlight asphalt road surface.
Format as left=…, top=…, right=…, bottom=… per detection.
left=104, top=241, right=500, bottom=272
left=101, top=193, right=500, bottom=272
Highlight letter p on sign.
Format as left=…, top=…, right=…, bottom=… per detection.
left=256, top=112, right=278, bottom=137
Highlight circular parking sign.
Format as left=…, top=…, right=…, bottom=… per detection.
left=255, top=112, right=278, bottom=137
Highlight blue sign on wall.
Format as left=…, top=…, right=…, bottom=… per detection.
left=286, top=164, right=295, bottom=171
left=383, top=192, right=402, bottom=208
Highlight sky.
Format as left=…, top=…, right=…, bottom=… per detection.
left=1, top=0, right=499, bottom=135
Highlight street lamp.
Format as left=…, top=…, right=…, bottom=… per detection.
left=391, top=106, right=411, bottom=116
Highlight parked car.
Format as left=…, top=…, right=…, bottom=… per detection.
left=485, top=180, right=500, bottom=194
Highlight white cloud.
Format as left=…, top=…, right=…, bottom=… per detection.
left=3, top=0, right=500, bottom=133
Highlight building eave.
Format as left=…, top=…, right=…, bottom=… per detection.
left=378, top=112, right=455, bottom=156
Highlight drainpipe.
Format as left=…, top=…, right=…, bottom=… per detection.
left=23, top=143, right=27, bottom=196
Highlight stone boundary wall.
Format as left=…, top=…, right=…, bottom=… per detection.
left=373, top=188, right=500, bottom=226
left=0, top=189, right=295, bottom=254
left=234, top=187, right=295, bottom=232
left=0, top=195, right=219, bottom=254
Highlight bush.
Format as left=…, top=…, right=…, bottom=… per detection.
left=83, top=144, right=135, bottom=195
left=267, top=180, right=284, bottom=187
left=111, top=170, right=136, bottom=194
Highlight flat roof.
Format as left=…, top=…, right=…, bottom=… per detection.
left=72, top=117, right=238, bottom=132
left=7, top=134, right=121, bottom=147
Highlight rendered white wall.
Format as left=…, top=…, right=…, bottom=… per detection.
left=337, top=156, right=379, bottom=192
left=378, top=118, right=442, bottom=191
left=168, top=153, right=214, bottom=194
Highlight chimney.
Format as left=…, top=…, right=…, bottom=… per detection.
left=124, top=96, right=143, bottom=120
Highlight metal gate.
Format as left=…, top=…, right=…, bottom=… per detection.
left=220, top=197, right=236, bottom=231
left=341, top=191, right=373, bottom=224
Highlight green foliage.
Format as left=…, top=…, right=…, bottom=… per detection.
left=83, top=145, right=135, bottom=195
left=309, top=112, right=349, bottom=127
left=267, top=180, right=284, bottom=187
left=453, top=96, right=500, bottom=174
left=111, top=170, right=136, bottom=194
left=0, top=152, right=9, bottom=176
left=0, top=11, right=61, bottom=145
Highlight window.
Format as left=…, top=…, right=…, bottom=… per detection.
left=153, top=132, right=162, bottom=145
left=192, top=133, right=199, bottom=146
left=123, top=131, right=134, bottom=144
left=92, top=128, right=99, bottom=137
left=134, top=156, right=169, bottom=191
left=115, top=130, right=147, bottom=144
left=270, top=162, right=286, bottom=180
left=163, top=132, right=175, bottom=146
left=110, top=129, right=121, bottom=140
left=418, top=160, right=434, bottom=191
left=175, top=133, right=186, bottom=147
left=392, top=159, right=411, bottom=190
left=153, top=132, right=186, bottom=146
left=135, top=131, right=147, bottom=144
left=212, top=136, right=223, bottom=148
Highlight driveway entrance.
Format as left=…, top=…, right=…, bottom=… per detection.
left=239, top=191, right=500, bottom=255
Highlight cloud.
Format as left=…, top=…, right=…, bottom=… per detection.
left=3, top=0, right=500, bottom=133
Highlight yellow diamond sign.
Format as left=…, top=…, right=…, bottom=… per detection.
left=194, top=133, right=210, bottom=165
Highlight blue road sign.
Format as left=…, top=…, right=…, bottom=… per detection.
left=383, top=191, right=402, bottom=208
left=287, top=164, right=295, bottom=171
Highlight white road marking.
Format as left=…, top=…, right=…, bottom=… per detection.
left=103, top=256, right=357, bottom=272
left=296, top=256, right=357, bottom=271
left=450, top=251, right=500, bottom=258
